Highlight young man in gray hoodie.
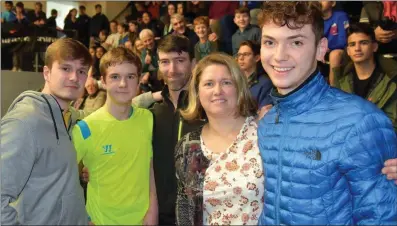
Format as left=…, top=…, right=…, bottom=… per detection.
left=1, top=38, right=92, bottom=225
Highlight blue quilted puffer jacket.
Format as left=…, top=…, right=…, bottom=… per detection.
left=258, top=72, right=397, bottom=225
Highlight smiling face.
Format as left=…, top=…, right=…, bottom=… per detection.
left=194, top=24, right=209, bottom=39
left=158, top=51, right=192, bottom=91
left=198, top=64, right=238, bottom=118
left=260, top=22, right=326, bottom=95
left=171, top=17, right=186, bottom=35
left=347, top=32, right=378, bottom=64
left=101, top=63, right=139, bottom=105
left=234, top=12, right=250, bottom=30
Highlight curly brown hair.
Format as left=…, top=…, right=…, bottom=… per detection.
left=259, top=1, right=324, bottom=44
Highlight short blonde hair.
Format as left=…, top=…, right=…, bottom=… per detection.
left=181, top=53, right=257, bottom=121
left=139, top=29, right=154, bottom=40
left=170, top=13, right=184, bottom=24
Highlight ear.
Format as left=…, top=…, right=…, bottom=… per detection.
left=331, top=1, right=336, bottom=7
left=43, top=66, right=50, bottom=82
left=372, top=42, right=378, bottom=53
left=100, top=75, right=107, bottom=90
left=254, top=54, right=261, bottom=63
left=233, top=16, right=238, bottom=25
left=316, top=37, right=328, bottom=62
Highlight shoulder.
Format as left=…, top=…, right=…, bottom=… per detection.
left=133, top=106, right=153, bottom=119
left=334, top=11, right=349, bottom=20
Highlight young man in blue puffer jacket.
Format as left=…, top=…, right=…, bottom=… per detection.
left=258, top=1, right=397, bottom=225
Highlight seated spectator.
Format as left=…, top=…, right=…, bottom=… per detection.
left=162, top=3, right=176, bottom=36
left=139, top=11, right=161, bottom=38
left=232, top=6, right=261, bottom=56
left=321, top=0, right=350, bottom=85
left=139, top=29, right=163, bottom=92
left=27, top=2, right=46, bottom=26
left=89, top=47, right=96, bottom=59
left=237, top=40, right=272, bottom=108
left=118, top=23, right=129, bottom=46
left=171, top=13, right=199, bottom=52
left=128, top=20, right=139, bottom=43
left=103, top=20, right=120, bottom=50
left=360, top=1, right=397, bottom=59
left=177, top=2, right=185, bottom=17
left=193, top=16, right=218, bottom=61
left=83, top=71, right=106, bottom=114
left=1, top=1, right=16, bottom=23
left=93, top=46, right=107, bottom=80
left=133, top=38, right=145, bottom=56
left=333, top=23, right=397, bottom=131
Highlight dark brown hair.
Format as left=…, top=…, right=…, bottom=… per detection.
left=239, top=40, right=260, bottom=56
left=260, top=1, right=324, bottom=44
left=235, top=6, right=250, bottom=16
left=157, top=34, right=193, bottom=60
left=45, top=38, right=92, bottom=69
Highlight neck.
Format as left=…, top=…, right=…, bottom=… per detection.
left=104, top=99, right=132, bottom=120
left=199, top=36, right=208, bottom=43
left=41, top=87, right=70, bottom=111
left=239, top=26, right=247, bottom=32
left=322, top=10, right=333, bottom=20
left=169, top=89, right=183, bottom=109
left=354, top=58, right=376, bottom=80
left=243, top=67, right=256, bottom=78
left=206, top=114, right=245, bottom=136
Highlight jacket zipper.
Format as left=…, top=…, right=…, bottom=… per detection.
left=274, top=101, right=282, bottom=224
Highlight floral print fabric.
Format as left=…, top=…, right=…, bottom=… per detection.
left=202, top=117, right=264, bottom=225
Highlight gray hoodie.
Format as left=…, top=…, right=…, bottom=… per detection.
left=1, top=91, right=88, bottom=225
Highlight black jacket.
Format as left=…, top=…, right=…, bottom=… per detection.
left=150, top=87, right=204, bottom=224
left=89, top=13, right=109, bottom=37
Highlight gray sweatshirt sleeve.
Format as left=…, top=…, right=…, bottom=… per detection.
left=132, top=92, right=156, bottom=109
left=1, top=118, right=37, bottom=225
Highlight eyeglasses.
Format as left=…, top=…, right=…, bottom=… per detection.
left=236, top=52, right=253, bottom=59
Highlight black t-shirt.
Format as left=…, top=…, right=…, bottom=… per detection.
left=353, top=66, right=379, bottom=98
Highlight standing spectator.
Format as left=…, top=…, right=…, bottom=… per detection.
left=27, top=2, right=46, bottom=26
left=208, top=1, right=239, bottom=39
left=103, top=20, right=120, bottom=50
left=321, top=0, right=350, bottom=85
left=64, top=8, right=79, bottom=38
left=231, top=6, right=261, bottom=56
left=333, top=23, right=397, bottom=131
left=46, top=9, right=58, bottom=30
left=1, top=38, right=92, bottom=225
left=90, top=4, right=109, bottom=38
left=1, top=1, right=16, bottom=23
left=193, top=16, right=218, bottom=61
left=77, top=5, right=91, bottom=48
left=237, top=40, right=272, bottom=108
left=360, top=1, right=397, bottom=59
left=11, top=2, right=29, bottom=72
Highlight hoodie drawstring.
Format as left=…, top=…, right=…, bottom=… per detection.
left=41, top=95, right=60, bottom=144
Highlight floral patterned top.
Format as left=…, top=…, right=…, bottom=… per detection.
left=175, top=117, right=264, bottom=226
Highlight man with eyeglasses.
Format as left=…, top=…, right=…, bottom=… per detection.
left=237, top=40, right=273, bottom=109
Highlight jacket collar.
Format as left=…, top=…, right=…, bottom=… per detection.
left=161, top=85, right=188, bottom=110
left=270, top=70, right=329, bottom=116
